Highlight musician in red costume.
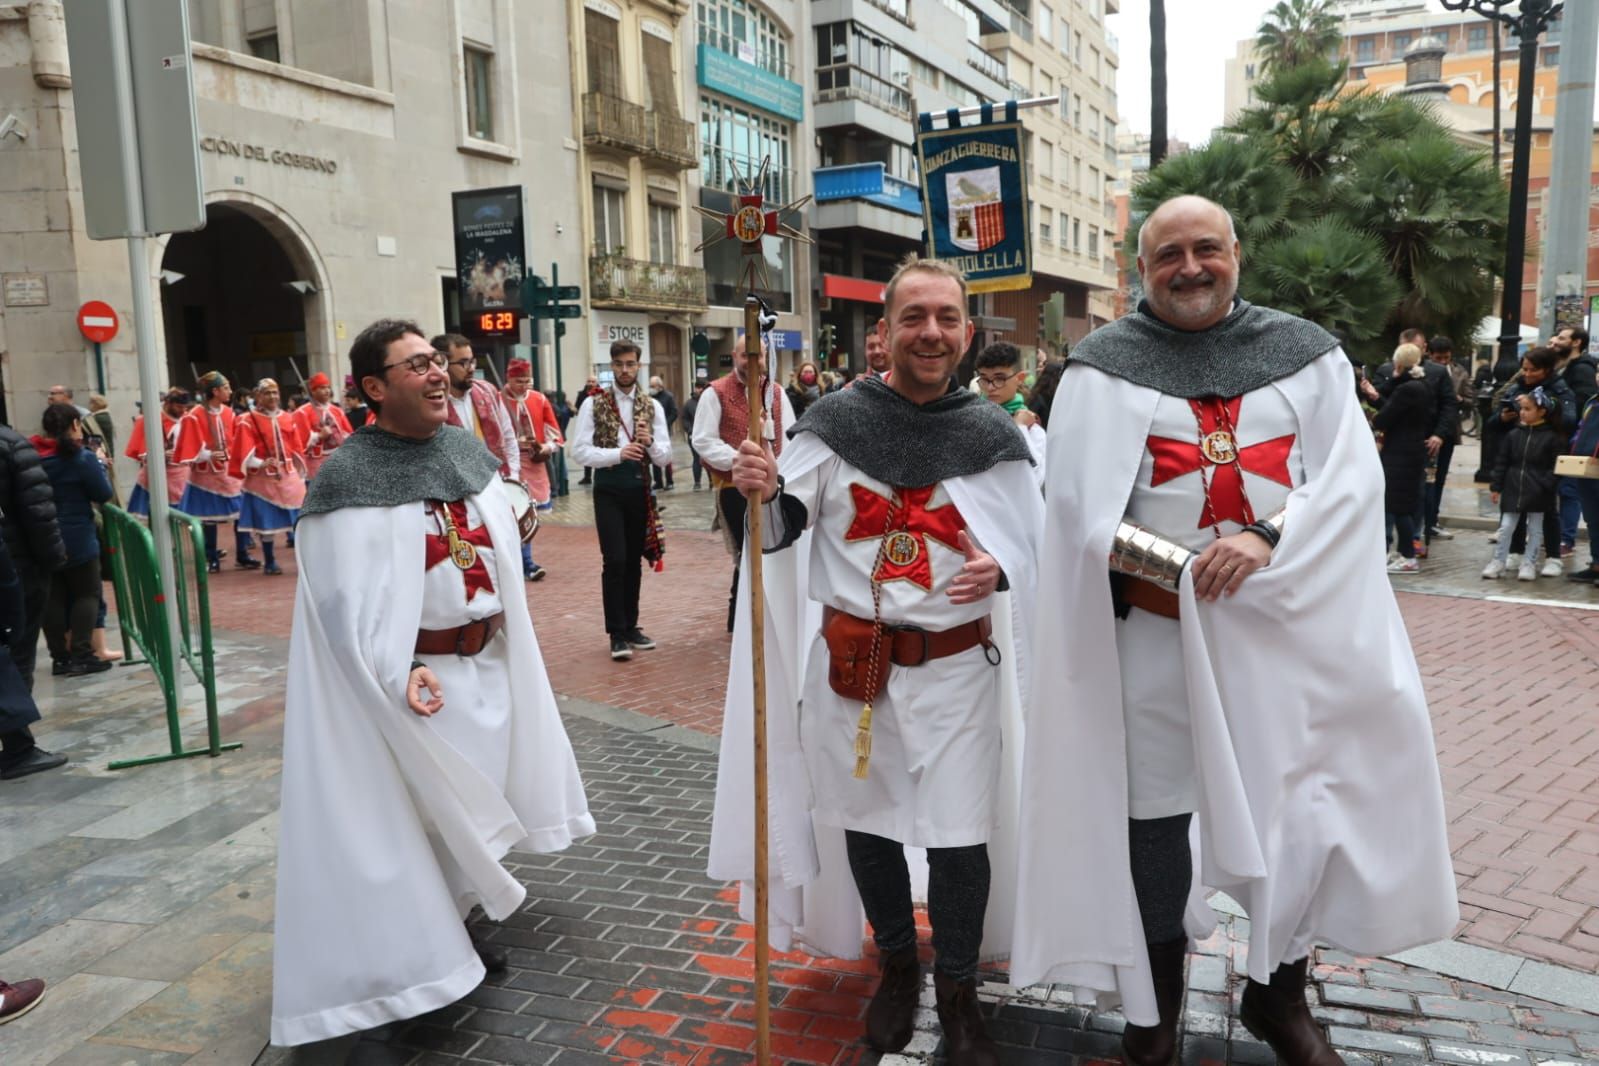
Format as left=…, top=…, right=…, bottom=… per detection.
left=501, top=359, right=562, bottom=581
left=230, top=379, right=308, bottom=576
left=126, top=389, right=191, bottom=518
left=175, top=372, right=261, bottom=572
left=293, top=372, right=353, bottom=481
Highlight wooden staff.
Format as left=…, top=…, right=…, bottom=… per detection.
left=743, top=293, right=772, bottom=1066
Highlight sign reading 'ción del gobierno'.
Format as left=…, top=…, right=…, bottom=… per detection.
left=452, top=186, right=527, bottom=315
left=915, top=102, right=1032, bottom=295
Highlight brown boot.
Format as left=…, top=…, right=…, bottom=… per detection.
left=864, top=946, right=920, bottom=1052
left=1121, top=936, right=1188, bottom=1066
left=934, top=970, right=999, bottom=1066
left=1239, top=957, right=1344, bottom=1066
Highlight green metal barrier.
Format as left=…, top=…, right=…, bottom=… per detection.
left=102, top=506, right=241, bottom=769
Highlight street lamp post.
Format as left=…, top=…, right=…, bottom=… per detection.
left=1439, top=0, right=1563, bottom=369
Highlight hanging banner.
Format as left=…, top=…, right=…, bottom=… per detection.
left=914, top=101, right=1031, bottom=295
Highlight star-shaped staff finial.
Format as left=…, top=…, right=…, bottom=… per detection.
left=693, top=155, right=814, bottom=295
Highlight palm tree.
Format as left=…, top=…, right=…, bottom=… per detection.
left=1255, top=0, right=1344, bottom=75
left=1245, top=217, right=1401, bottom=343
left=1151, top=0, right=1167, bottom=167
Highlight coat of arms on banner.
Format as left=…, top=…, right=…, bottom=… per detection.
left=946, top=167, right=1005, bottom=252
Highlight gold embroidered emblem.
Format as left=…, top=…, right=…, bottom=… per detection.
left=1200, top=430, right=1238, bottom=465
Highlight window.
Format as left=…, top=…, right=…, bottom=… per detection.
left=1072, top=217, right=1081, bottom=252
left=1073, top=94, right=1082, bottom=128
left=642, top=34, right=679, bottom=117
left=1245, top=62, right=1255, bottom=79
left=815, top=22, right=913, bottom=115
left=1105, top=116, right=1115, bottom=143
left=1088, top=106, right=1100, bottom=141
left=1392, top=33, right=1411, bottom=55
left=701, top=95, right=794, bottom=203
left=1089, top=165, right=1100, bottom=196
left=1088, top=226, right=1099, bottom=258
left=1038, top=3, right=1053, bottom=42
left=648, top=202, right=678, bottom=265
left=911, top=56, right=938, bottom=87
left=464, top=45, right=494, bottom=140
left=1040, top=218, right=1052, bottom=243
left=1042, top=72, right=1054, bottom=97
left=586, top=10, right=622, bottom=97
left=1468, top=25, right=1488, bottom=51
left=697, top=0, right=792, bottom=79
left=1060, top=22, right=1071, bottom=57
left=1040, top=138, right=1054, bottom=180
left=247, top=31, right=279, bottom=63
left=593, top=184, right=626, bottom=254
left=1059, top=92, right=1070, bottom=122
left=1356, top=37, right=1375, bottom=63
left=1090, top=46, right=1100, bottom=82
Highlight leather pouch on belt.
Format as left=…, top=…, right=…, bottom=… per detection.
left=822, top=608, right=891, bottom=703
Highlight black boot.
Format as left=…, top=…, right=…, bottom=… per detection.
left=1239, top=957, right=1343, bottom=1066
left=934, top=970, right=999, bottom=1066
left=864, top=947, right=919, bottom=1051
left=1121, top=936, right=1188, bottom=1066
left=468, top=923, right=507, bottom=974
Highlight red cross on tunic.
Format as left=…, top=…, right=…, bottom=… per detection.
left=844, top=483, right=966, bottom=591
left=423, top=500, right=496, bottom=601
left=1146, top=396, right=1295, bottom=528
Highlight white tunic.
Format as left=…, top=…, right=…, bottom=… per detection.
left=1120, top=389, right=1304, bottom=818
left=781, top=455, right=1001, bottom=847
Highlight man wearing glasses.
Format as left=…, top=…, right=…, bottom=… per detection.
left=433, top=333, right=519, bottom=482
left=271, top=319, right=592, bottom=1048
left=973, top=341, right=1045, bottom=483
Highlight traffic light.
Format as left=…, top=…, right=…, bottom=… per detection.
left=819, top=323, right=836, bottom=354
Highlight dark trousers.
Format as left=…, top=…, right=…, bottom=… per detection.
left=1129, top=813, right=1194, bottom=945
left=44, top=559, right=101, bottom=662
left=1558, top=477, right=1582, bottom=549
left=1573, top=478, right=1599, bottom=566
left=594, top=487, right=645, bottom=636
left=652, top=461, right=675, bottom=489
left=8, top=567, right=48, bottom=691
left=844, top=830, right=990, bottom=982
left=719, top=487, right=749, bottom=630
left=1425, top=438, right=1455, bottom=532
left=1388, top=512, right=1418, bottom=559
left=0, top=547, right=42, bottom=745
left=690, top=448, right=703, bottom=487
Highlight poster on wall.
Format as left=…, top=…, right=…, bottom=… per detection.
left=915, top=100, right=1032, bottom=295
left=452, top=186, right=526, bottom=314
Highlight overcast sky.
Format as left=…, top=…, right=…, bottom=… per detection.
left=1106, top=0, right=1277, bottom=145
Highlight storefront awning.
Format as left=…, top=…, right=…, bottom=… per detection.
left=822, top=274, right=885, bottom=304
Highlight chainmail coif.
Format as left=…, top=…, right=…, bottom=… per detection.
left=1070, top=299, right=1339, bottom=398
left=300, top=424, right=501, bottom=516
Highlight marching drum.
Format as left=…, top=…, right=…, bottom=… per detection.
left=502, top=478, right=540, bottom=542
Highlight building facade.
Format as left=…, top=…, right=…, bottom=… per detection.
left=1, top=0, right=589, bottom=478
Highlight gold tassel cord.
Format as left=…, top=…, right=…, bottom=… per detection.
left=853, top=702, right=874, bottom=779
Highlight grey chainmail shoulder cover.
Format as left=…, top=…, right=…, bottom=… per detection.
left=788, top=375, right=1033, bottom=489
left=1069, top=299, right=1340, bottom=398
left=300, top=424, right=502, bottom=517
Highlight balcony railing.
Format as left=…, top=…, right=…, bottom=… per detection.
left=815, top=63, right=911, bottom=118
left=647, top=112, right=697, bottom=169
left=589, top=254, right=708, bottom=313
left=967, top=40, right=1007, bottom=85
left=698, top=27, right=793, bottom=80
left=1008, top=7, right=1033, bottom=42
left=582, top=91, right=648, bottom=154
left=860, top=0, right=913, bottom=27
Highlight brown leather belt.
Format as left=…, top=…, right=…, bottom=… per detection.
left=821, top=606, right=993, bottom=667
left=415, top=612, right=506, bottom=657
left=1121, top=579, right=1180, bottom=621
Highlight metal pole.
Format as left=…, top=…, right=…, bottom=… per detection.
left=107, top=0, right=184, bottom=708
left=743, top=293, right=771, bottom=1066
left=94, top=341, right=106, bottom=394
left=1497, top=31, right=1542, bottom=368
left=922, top=95, right=1060, bottom=129
left=1537, top=0, right=1596, bottom=336
left=1492, top=19, right=1502, bottom=172
left=553, top=261, right=565, bottom=396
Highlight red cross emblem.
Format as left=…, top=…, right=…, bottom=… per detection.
left=1146, top=396, right=1295, bottom=528
left=844, top=484, right=966, bottom=591
left=424, top=500, right=496, bottom=601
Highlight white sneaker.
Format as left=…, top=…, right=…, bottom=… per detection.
left=1518, top=560, right=1538, bottom=581
left=1429, top=526, right=1456, bottom=541
left=1541, top=558, right=1564, bottom=578
left=1488, top=532, right=1499, bottom=544
left=1387, top=557, right=1420, bottom=574
left=1482, top=558, right=1507, bottom=579
left=1386, top=550, right=1401, bottom=566
left=1506, top=553, right=1521, bottom=570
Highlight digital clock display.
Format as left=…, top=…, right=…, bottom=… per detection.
left=476, top=311, right=520, bottom=335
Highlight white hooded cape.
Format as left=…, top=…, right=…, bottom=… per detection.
left=1012, top=348, right=1457, bottom=1023
left=707, top=432, right=1043, bottom=960
left=271, top=479, right=595, bottom=1046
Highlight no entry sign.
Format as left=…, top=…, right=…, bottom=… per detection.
left=78, top=301, right=119, bottom=344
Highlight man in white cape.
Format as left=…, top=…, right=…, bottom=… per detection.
left=1013, top=196, right=1457, bottom=1066
left=708, top=259, right=1043, bottom=1066
left=271, top=319, right=594, bottom=1046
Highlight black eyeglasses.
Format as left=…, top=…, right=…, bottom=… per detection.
left=381, top=351, right=449, bottom=376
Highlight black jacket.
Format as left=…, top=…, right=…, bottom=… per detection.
left=1371, top=376, right=1432, bottom=514
left=1492, top=421, right=1563, bottom=514
left=1562, top=354, right=1598, bottom=420
left=1372, top=359, right=1457, bottom=442
left=0, top=426, right=66, bottom=574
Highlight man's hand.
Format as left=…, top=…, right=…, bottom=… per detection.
left=1189, top=532, right=1273, bottom=602
left=1491, top=491, right=1500, bottom=505
left=1358, top=378, right=1380, bottom=403
left=1501, top=406, right=1517, bottom=422
left=1426, top=434, right=1443, bottom=457
left=636, top=428, right=653, bottom=448
left=947, top=530, right=1001, bottom=605
left=619, top=441, right=647, bottom=463
left=407, top=665, right=444, bottom=716
left=1013, top=408, right=1039, bottom=429
left=731, top=439, right=779, bottom=502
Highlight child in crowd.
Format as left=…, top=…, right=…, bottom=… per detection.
left=1484, top=388, right=1564, bottom=581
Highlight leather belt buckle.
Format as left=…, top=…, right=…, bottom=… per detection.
left=890, top=624, right=930, bottom=667
left=456, top=619, right=483, bottom=656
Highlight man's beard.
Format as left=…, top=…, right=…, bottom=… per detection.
left=1153, top=273, right=1234, bottom=327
